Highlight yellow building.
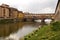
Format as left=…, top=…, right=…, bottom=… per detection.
left=18, top=11, right=24, bottom=19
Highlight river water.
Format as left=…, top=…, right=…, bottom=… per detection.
left=0, top=22, right=41, bottom=40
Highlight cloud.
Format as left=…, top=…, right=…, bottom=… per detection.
left=0, top=0, right=58, bottom=13
left=40, top=7, right=55, bottom=13
left=20, top=0, right=58, bottom=13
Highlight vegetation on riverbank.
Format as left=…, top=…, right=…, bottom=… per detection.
left=23, top=21, right=60, bottom=40
left=0, top=19, right=16, bottom=24
left=0, top=19, right=35, bottom=24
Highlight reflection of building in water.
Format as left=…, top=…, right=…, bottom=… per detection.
left=0, top=22, right=24, bottom=37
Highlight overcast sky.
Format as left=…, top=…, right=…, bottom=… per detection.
left=0, top=0, right=58, bottom=13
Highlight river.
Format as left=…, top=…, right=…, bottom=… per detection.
left=0, top=22, right=41, bottom=40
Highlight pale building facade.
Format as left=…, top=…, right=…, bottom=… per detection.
left=0, top=4, right=10, bottom=19
left=1, top=4, right=9, bottom=19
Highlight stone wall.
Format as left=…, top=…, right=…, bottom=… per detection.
left=54, top=0, right=60, bottom=21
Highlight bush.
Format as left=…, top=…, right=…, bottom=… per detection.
left=51, top=21, right=60, bottom=31
left=0, top=19, right=14, bottom=24
left=24, top=37, right=27, bottom=40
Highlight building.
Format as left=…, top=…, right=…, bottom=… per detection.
left=0, top=6, right=4, bottom=18
left=0, top=4, right=21, bottom=20
left=18, top=11, right=24, bottom=19
left=9, top=7, right=18, bottom=19
left=54, top=0, right=60, bottom=21
left=0, top=4, right=10, bottom=19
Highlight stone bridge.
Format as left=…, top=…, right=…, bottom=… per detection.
left=23, top=0, right=60, bottom=23
left=24, top=13, right=55, bottom=22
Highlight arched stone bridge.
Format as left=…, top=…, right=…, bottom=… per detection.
left=24, top=13, right=55, bottom=24
left=24, top=13, right=55, bottom=19
left=23, top=0, right=60, bottom=23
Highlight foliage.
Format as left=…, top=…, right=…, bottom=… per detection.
left=0, top=19, right=14, bottom=24
left=51, top=21, right=60, bottom=31
left=23, top=21, right=60, bottom=40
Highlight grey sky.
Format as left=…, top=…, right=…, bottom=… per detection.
left=0, top=0, right=58, bottom=13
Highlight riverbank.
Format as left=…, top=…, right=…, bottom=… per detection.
left=0, top=22, right=40, bottom=40
left=22, top=21, right=60, bottom=40
left=0, top=19, right=15, bottom=24
left=0, top=19, right=36, bottom=24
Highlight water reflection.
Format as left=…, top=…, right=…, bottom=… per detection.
left=0, top=22, right=24, bottom=37
left=0, top=22, right=40, bottom=40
